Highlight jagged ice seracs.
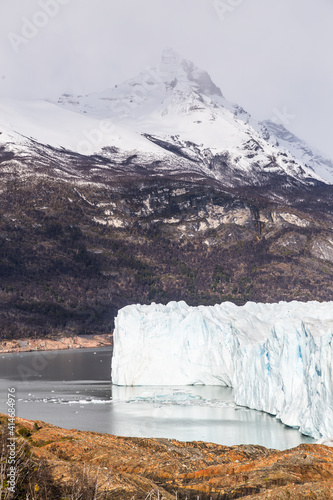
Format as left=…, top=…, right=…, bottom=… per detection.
left=111, top=300, right=333, bottom=439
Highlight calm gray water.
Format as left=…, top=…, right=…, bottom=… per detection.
left=0, top=347, right=314, bottom=449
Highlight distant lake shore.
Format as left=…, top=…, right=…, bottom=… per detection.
left=0, top=333, right=112, bottom=353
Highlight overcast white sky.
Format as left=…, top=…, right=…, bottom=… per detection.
left=1, top=0, right=333, bottom=158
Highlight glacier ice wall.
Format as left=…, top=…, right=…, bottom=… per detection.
left=111, top=301, right=333, bottom=438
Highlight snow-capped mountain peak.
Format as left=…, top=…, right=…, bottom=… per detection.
left=159, top=47, right=223, bottom=97
left=1, top=49, right=333, bottom=191
left=55, top=50, right=333, bottom=185
left=57, top=48, right=224, bottom=122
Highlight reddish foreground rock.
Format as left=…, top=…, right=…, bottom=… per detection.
left=2, top=414, right=332, bottom=499
left=0, top=333, right=112, bottom=353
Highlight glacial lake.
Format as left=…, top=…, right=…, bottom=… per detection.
left=0, top=347, right=315, bottom=450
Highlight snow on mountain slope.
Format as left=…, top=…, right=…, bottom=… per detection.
left=56, top=49, right=253, bottom=155
left=262, top=120, right=333, bottom=184
left=112, top=300, right=333, bottom=439
left=0, top=98, right=163, bottom=156
left=1, top=49, right=332, bottom=188
left=56, top=48, right=332, bottom=185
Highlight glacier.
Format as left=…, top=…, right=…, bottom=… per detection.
left=111, top=301, right=333, bottom=439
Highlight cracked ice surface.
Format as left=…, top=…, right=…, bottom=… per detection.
left=111, top=301, right=333, bottom=439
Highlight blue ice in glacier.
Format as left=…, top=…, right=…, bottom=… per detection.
left=111, top=301, right=333, bottom=439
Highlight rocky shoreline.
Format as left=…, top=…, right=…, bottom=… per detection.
left=0, top=414, right=332, bottom=499
left=0, top=334, right=112, bottom=354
